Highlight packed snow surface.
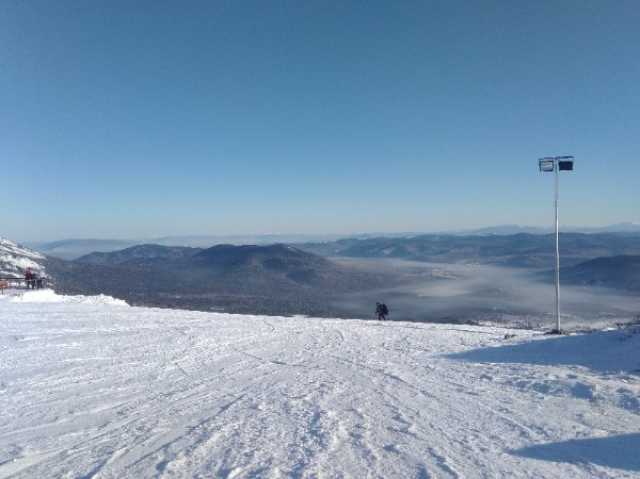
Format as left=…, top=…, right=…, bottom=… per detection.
left=1, top=294, right=640, bottom=478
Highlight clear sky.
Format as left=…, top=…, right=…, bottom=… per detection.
left=1, top=1, right=638, bottom=241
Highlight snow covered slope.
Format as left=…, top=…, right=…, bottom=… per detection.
left=0, top=238, right=46, bottom=278
left=1, top=292, right=640, bottom=478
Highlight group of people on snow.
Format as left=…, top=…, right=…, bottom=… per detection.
left=24, top=268, right=46, bottom=289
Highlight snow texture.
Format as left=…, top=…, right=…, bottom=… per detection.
left=1, top=293, right=639, bottom=478
left=0, top=238, right=45, bottom=279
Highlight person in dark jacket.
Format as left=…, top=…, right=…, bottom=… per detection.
left=376, top=302, right=389, bottom=321
left=24, top=268, right=34, bottom=289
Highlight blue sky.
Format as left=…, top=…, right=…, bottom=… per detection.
left=1, top=1, right=638, bottom=241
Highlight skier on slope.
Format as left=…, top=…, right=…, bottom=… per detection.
left=376, top=302, right=389, bottom=321
left=382, top=302, right=389, bottom=320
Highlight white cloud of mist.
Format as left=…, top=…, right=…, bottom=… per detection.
left=331, top=259, right=640, bottom=328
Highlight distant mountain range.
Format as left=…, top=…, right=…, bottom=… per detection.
left=28, top=235, right=350, bottom=260
left=46, top=243, right=387, bottom=316
left=559, top=255, right=640, bottom=292
left=77, top=244, right=201, bottom=266
left=3, top=230, right=640, bottom=319
left=26, top=223, right=640, bottom=260
left=40, top=232, right=640, bottom=315
left=463, top=223, right=640, bottom=236
left=28, top=239, right=138, bottom=260
left=299, top=232, right=640, bottom=268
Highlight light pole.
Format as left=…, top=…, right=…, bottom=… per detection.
left=539, top=155, right=574, bottom=334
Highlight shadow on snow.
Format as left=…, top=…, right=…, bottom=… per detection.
left=446, top=329, right=640, bottom=375
left=510, top=433, right=640, bottom=472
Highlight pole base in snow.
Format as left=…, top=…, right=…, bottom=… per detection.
left=546, top=328, right=565, bottom=335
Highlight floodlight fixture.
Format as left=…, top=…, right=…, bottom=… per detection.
left=539, top=158, right=555, bottom=172
left=558, top=160, right=574, bottom=171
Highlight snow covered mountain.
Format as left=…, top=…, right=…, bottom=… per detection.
left=0, top=237, right=46, bottom=278
left=1, top=290, right=640, bottom=478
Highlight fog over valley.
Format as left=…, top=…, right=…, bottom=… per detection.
left=330, top=258, right=640, bottom=328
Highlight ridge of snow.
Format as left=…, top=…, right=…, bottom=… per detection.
left=0, top=238, right=44, bottom=260
left=8, top=289, right=129, bottom=306
left=0, top=237, right=46, bottom=278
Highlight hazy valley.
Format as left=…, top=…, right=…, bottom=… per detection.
left=5, top=232, right=639, bottom=327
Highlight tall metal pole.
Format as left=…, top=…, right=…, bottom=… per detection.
left=554, top=160, right=561, bottom=332
left=539, top=155, right=573, bottom=333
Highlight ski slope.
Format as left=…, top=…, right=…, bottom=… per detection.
left=1, top=291, right=640, bottom=478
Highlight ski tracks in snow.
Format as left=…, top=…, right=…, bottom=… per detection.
left=1, top=303, right=640, bottom=478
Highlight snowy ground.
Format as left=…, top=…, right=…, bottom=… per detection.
left=1, top=291, right=640, bottom=478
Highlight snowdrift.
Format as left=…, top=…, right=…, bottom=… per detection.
left=8, top=289, right=129, bottom=306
